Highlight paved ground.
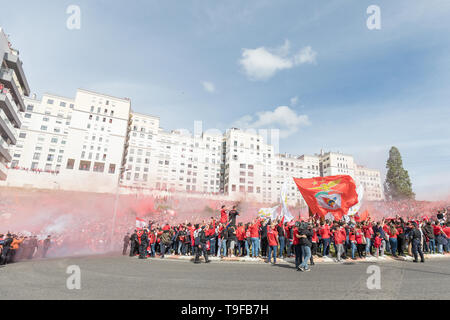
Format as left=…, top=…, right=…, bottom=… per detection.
left=1, top=254, right=449, bottom=300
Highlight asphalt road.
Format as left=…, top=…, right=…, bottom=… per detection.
left=1, top=254, right=449, bottom=300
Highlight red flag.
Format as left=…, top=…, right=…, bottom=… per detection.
left=355, top=210, right=370, bottom=222
left=293, top=175, right=358, bottom=220
left=359, top=210, right=370, bottom=222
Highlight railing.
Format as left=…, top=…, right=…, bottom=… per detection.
left=0, top=136, right=9, bottom=149
left=0, top=89, right=21, bottom=124
left=0, top=108, right=16, bottom=139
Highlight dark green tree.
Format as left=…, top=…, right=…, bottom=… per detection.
left=384, top=146, right=415, bottom=200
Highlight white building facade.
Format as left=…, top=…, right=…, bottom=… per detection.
left=2, top=87, right=384, bottom=203
left=2, top=89, right=131, bottom=193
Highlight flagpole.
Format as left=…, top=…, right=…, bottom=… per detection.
left=110, top=167, right=130, bottom=251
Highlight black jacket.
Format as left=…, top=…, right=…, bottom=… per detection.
left=422, top=224, right=434, bottom=239
left=409, top=229, right=422, bottom=241
left=299, top=228, right=313, bottom=247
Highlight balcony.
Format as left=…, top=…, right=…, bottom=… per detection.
left=3, top=52, right=30, bottom=96
left=0, top=92, right=21, bottom=128
left=0, top=162, right=6, bottom=180
left=0, top=68, right=25, bottom=111
left=0, top=137, right=11, bottom=162
left=0, top=108, right=16, bottom=145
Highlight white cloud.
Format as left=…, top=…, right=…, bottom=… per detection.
left=294, top=46, right=317, bottom=65
left=232, top=106, right=310, bottom=138
left=202, top=81, right=216, bottom=93
left=239, top=40, right=317, bottom=81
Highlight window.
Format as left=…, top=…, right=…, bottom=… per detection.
left=19, top=132, right=26, bottom=139
left=47, top=99, right=54, bottom=104
left=33, top=153, right=41, bottom=160
left=26, top=105, right=34, bottom=111
left=108, top=164, right=116, bottom=174
left=47, top=154, right=54, bottom=161
left=93, top=162, right=105, bottom=173
left=51, top=137, right=58, bottom=143
left=40, top=125, right=47, bottom=131
left=60, top=102, right=66, bottom=107
left=25, top=113, right=32, bottom=118
left=66, top=159, right=75, bottom=169
left=79, top=160, right=91, bottom=171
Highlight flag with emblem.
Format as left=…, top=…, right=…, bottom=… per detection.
left=257, top=206, right=279, bottom=221
left=293, top=175, right=358, bottom=220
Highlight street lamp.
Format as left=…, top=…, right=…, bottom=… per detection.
left=109, top=166, right=131, bottom=251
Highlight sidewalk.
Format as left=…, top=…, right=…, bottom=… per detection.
left=137, top=252, right=450, bottom=264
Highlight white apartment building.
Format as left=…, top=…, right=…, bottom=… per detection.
left=354, top=165, right=384, bottom=201
left=223, top=128, right=277, bottom=203
left=2, top=87, right=384, bottom=203
left=317, top=150, right=383, bottom=201
left=318, top=150, right=356, bottom=178
left=121, top=115, right=223, bottom=195
left=0, top=27, right=30, bottom=180
left=274, top=154, right=321, bottom=206
left=121, top=112, right=160, bottom=189
left=2, top=89, right=131, bottom=193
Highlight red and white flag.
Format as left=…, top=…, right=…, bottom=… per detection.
left=293, top=175, right=358, bottom=220
left=136, top=217, right=146, bottom=229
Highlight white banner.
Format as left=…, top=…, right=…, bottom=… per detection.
left=136, top=217, right=146, bottom=228
left=257, top=206, right=279, bottom=221
left=280, top=180, right=294, bottom=222
left=347, top=184, right=364, bottom=216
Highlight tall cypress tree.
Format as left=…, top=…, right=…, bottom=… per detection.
left=384, top=147, right=415, bottom=200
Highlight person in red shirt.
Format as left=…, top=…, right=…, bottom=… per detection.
left=362, top=222, right=374, bottom=256
left=349, top=227, right=357, bottom=259
left=333, top=223, right=347, bottom=262
left=266, top=222, right=278, bottom=264
left=219, top=205, right=228, bottom=224
left=249, top=218, right=261, bottom=258
left=292, top=224, right=302, bottom=268
left=206, top=222, right=216, bottom=256
left=319, top=222, right=331, bottom=257
left=443, top=223, right=450, bottom=238
left=388, top=224, right=399, bottom=258
left=311, top=225, right=319, bottom=258
left=373, top=232, right=382, bottom=258
left=148, top=228, right=157, bottom=257
left=245, top=224, right=251, bottom=257
left=236, top=223, right=246, bottom=256
left=354, top=225, right=365, bottom=258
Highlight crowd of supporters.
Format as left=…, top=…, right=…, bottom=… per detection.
left=2, top=198, right=449, bottom=269
left=0, top=234, right=52, bottom=265
left=124, top=206, right=450, bottom=271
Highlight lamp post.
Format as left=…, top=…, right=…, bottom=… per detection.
left=110, top=166, right=130, bottom=251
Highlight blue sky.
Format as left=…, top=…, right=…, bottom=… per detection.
left=2, top=0, right=450, bottom=200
